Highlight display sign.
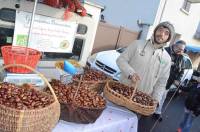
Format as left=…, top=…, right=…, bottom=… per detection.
left=13, top=11, right=78, bottom=53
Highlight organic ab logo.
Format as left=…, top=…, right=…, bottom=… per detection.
left=16, top=35, right=28, bottom=46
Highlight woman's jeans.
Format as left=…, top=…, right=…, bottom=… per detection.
left=179, top=109, right=195, bottom=132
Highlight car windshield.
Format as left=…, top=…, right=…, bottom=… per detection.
left=116, top=47, right=126, bottom=53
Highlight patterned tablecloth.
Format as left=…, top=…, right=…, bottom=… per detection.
left=53, top=102, right=138, bottom=132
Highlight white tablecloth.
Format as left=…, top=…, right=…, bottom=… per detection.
left=53, top=102, right=138, bottom=132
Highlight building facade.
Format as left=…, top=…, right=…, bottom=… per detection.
left=91, top=0, right=200, bottom=46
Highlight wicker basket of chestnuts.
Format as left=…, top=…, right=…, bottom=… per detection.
left=47, top=79, right=106, bottom=124
left=0, top=64, right=60, bottom=132
left=103, top=80, right=157, bottom=116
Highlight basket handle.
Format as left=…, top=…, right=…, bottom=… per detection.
left=72, top=75, right=83, bottom=102
left=129, top=80, right=139, bottom=101
left=0, top=64, right=58, bottom=102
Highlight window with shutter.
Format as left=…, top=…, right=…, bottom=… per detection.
left=182, top=0, right=191, bottom=12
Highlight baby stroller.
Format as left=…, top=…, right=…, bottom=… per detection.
left=180, top=70, right=200, bottom=93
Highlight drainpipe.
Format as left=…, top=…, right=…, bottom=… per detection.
left=137, top=30, right=143, bottom=40
left=137, top=20, right=151, bottom=40
left=115, top=26, right=122, bottom=49
left=145, top=0, right=168, bottom=40
left=158, top=0, right=168, bottom=23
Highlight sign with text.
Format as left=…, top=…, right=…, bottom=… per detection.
left=13, top=11, right=78, bottom=53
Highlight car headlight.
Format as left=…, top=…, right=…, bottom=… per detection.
left=87, top=53, right=97, bottom=63
left=115, top=72, right=121, bottom=79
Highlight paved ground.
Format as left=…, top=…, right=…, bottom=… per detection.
left=138, top=93, right=200, bottom=132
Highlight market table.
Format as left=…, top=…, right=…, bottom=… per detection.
left=53, top=102, right=138, bottom=132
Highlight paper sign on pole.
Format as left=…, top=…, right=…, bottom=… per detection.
left=13, top=11, right=78, bottom=53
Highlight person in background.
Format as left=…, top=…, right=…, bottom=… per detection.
left=177, top=70, right=200, bottom=132
left=116, top=21, right=174, bottom=111
left=153, top=40, right=187, bottom=121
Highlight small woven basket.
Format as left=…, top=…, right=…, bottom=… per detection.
left=73, top=77, right=107, bottom=94
left=73, top=69, right=108, bottom=93
left=0, top=64, right=60, bottom=132
left=104, top=80, right=157, bottom=116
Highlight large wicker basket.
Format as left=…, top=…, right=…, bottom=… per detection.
left=104, top=80, right=157, bottom=116
left=48, top=78, right=106, bottom=124
left=0, top=64, right=60, bottom=132
left=60, top=102, right=106, bottom=124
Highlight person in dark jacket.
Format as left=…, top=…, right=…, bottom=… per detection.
left=153, top=40, right=186, bottom=121
left=165, top=40, right=186, bottom=89
left=177, top=70, right=200, bottom=132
